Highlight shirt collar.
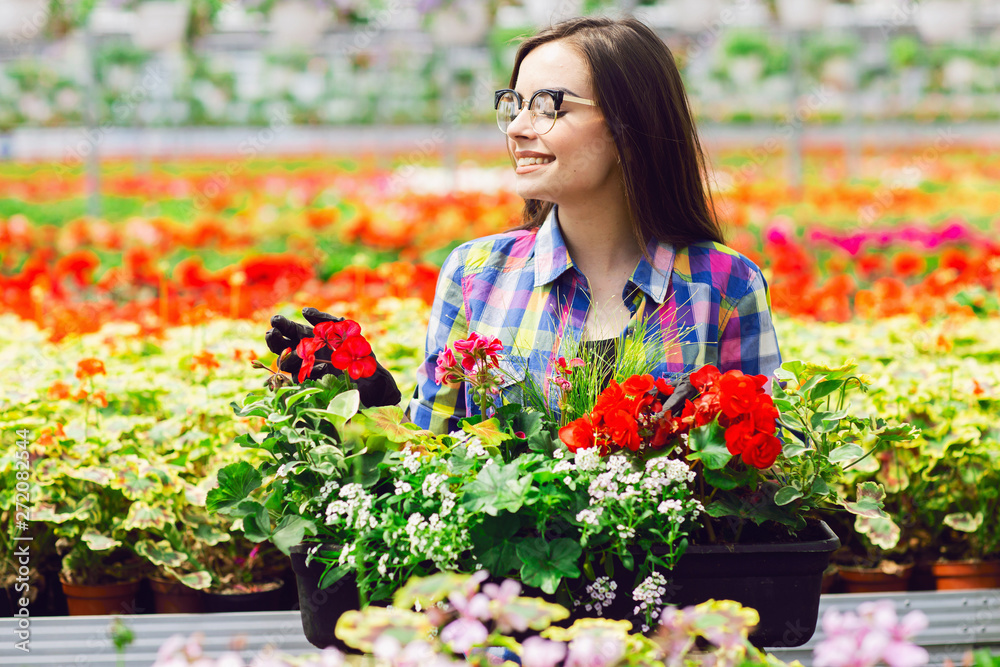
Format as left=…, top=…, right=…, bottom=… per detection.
left=630, top=237, right=676, bottom=305
left=533, top=207, right=574, bottom=288
left=534, top=207, right=677, bottom=304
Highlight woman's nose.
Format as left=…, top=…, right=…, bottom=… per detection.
left=505, top=103, right=536, bottom=140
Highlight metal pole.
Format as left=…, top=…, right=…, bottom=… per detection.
left=83, top=23, right=102, bottom=218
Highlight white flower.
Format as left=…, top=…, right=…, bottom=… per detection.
left=575, top=447, right=602, bottom=472
left=466, top=441, right=488, bottom=458
left=576, top=508, right=603, bottom=526
left=657, top=499, right=683, bottom=513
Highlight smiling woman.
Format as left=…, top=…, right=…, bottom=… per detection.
left=266, top=16, right=782, bottom=435
left=404, top=16, right=782, bottom=433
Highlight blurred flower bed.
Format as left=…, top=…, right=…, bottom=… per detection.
left=1, top=145, right=999, bottom=599
left=1, top=147, right=997, bottom=341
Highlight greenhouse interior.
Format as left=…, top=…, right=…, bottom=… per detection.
left=1, top=0, right=999, bottom=666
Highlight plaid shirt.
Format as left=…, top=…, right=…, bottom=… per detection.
left=408, top=208, right=782, bottom=434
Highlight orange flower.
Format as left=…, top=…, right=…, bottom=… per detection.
left=191, top=350, right=220, bottom=371
left=891, top=251, right=926, bottom=278
left=47, top=381, right=73, bottom=400
left=55, top=250, right=101, bottom=288
left=75, top=358, right=106, bottom=380
left=90, top=389, right=108, bottom=408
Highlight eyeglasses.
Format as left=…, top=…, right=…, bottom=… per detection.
left=494, top=88, right=597, bottom=135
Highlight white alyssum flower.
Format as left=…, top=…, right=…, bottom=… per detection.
left=324, top=483, right=374, bottom=531
left=632, top=572, right=668, bottom=619
left=576, top=576, right=617, bottom=617
left=657, top=499, right=683, bottom=514
left=553, top=460, right=574, bottom=474
left=576, top=508, right=603, bottom=526
left=466, top=441, right=488, bottom=458
left=394, top=479, right=413, bottom=495
left=575, top=447, right=602, bottom=472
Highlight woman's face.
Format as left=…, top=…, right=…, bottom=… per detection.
left=507, top=40, right=621, bottom=208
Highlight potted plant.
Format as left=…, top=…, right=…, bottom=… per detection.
left=210, top=316, right=919, bottom=648
left=200, top=538, right=291, bottom=612
left=135, top=512, right=225, bottom=613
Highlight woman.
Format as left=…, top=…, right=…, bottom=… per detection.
left=267, top=16, right=781, bottom=434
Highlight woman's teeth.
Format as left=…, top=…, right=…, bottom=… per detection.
left=517, top=157, right=554, bottom=166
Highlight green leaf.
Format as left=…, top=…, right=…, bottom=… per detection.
left=517, top=537, right=582, bottom=595
left=828, top=444, right=865, bottom=464
left=82, top=530, right=121, bottom=552
left=238, top=501, right=271, bottom=542
left=808, top=379, right=843, bottom=402
left=175, top=571, right=212, bottom=590
left=123, top=502, right=175, bottom=530
left=855, top=515, right=901, bottom=550
left=687, top=424, right=732, bottom=470
left=782, top=441, right=807, bottom=458
left=328, top=390, right=361, bottom=422
left=773, top=486, right=803, bottom=506
left=462, top=461, right=531, bottom=516
left=462, top=418, right=513, bottom=449
left=206, top=462, right=262, bottom=513
left=704, top=467, right=745, bottom=491
left=135, top=539, right=187, bottom=568
left=841, top=481, right=888, bottom=518
left=944, top=511, right=983, bottom=533
left=272, top=515, right=317, bottom=555
left=285, top=387, right=324, bottom=409
left=358, top=405, right=423, bottom=443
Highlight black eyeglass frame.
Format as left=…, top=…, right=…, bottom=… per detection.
left=493, top=88, right=598, bottom=134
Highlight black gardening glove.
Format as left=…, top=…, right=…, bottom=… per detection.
left=659, top=376, right=698, bottom=417
left=264, top=307, right=402, bottom=408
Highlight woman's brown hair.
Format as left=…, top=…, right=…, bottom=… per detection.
left=509, top=16, right=724, bottom=247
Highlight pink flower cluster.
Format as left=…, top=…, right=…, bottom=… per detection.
left=435, top=332, right=504, bottom=384
left=807, top=221, right=974, bottom=256
left=813, top=600, right=929, bottom=667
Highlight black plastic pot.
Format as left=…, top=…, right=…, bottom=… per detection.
left=288, top=544, right=361, bottom=652
left=201, top=580, right=288, bottom=613
left=663, top=520, right=840, bottom=648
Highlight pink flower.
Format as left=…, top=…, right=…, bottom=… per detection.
left=482, top=579, right=521, bottom=604
left=434, top=347, right=460, bottom=384
left=439, top=617, right=489, bottom=654
left=453, top=332, right=504, bottom=369
left=813, top=601, right=929, bottom=667
left=521, top=636, right=567, bottom=667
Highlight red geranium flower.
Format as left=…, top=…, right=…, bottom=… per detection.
left=331, top=335, right=377, bottom=380
left=559, top=416, right=595, bottom=453
left=622, top=374, right=655, bottom=397
left=294, top=338, right=326, bottom=383
left=75, top=358, right=106, bottom=380
left=723, top=417, right=756, bottom=456
left=717, top=371, right=767, bottom=419
left=313, top=319, right=362, bottom=350
left=605, top=409, right=641, bottom=452
left=689, top=365, right=721, bottom=392
left=740, top=432, right=783, bottom=469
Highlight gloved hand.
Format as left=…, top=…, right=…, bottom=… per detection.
left=659, top=376, right=698, bottom=417
left=265, top=307, right=402, bottom=408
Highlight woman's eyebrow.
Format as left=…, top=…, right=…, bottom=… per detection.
left=514, top=85, right=582, bottom=97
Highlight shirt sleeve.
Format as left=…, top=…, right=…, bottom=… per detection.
left=408, top=246, right=471, bottom=434
left=717, top=268, right=782, bottom=385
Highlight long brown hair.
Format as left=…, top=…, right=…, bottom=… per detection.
left=509, top=16, right=724, bottom=247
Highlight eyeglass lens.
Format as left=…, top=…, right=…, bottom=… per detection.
left=496, top=91, right=557, bottom=134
